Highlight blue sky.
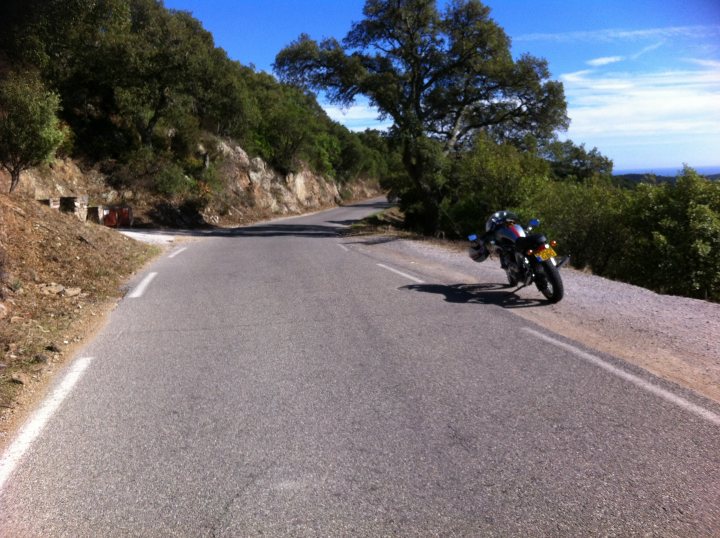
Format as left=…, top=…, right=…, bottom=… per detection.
left=163, top=0, right=720, bottom=172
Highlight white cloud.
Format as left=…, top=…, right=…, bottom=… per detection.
left=686, top=58, right=720, bottom=69
left=560, top=65, right=720, bottom=166
left=584, top=43, right=666, bottom=68
left=516, top=25, right=720, bottom=43
left=562, top=68, right=720, bottom=135
left=587, top=56, right=624, bottom=67
left=631, top=41, right=665, bottom=59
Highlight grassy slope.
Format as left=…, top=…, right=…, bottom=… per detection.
left=0, top=193, right=159, bottom=430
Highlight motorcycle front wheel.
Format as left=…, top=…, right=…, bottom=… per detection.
left=536, top=260, right=564, bottom=303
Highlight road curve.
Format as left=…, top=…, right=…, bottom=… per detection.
left=1, top=199, right=719, bottom=536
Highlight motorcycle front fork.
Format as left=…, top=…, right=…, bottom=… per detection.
left=510, top=255, right=534, bottom=287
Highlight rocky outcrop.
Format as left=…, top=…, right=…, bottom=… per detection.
left=1, top=159, right=107, bottom=200
left=214, top=141, right=342, bottom=219
left=0, top=140, right=382, bottom=226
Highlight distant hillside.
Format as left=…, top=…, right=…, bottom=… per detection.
left=613, top=172, right=720, bottom=189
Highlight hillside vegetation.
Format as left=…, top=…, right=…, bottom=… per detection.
left=0, top=0, right=393, bottom=206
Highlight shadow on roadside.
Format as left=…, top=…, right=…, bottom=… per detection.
left=121, top=199, right=393, bottom=240
left=401, top=282, right=550, bottom=308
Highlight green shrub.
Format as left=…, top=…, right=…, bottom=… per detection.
left=616, top=167, right=720, bottom=300
left=441, top=134, right=549, bottom=236
left=153, top=163, right=192, bottom=196
left=526, top=178, right=629, bottom=275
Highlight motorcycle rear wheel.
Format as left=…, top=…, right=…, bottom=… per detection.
left=536, top=260, right=564, bottom=303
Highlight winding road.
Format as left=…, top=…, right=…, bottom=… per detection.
left=1, top=199, right=719, bottom=536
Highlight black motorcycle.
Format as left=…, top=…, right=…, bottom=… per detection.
left=469, top=212, right=568, bottom=303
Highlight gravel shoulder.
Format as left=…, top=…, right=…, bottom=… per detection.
left=350, top=235, right=720, bottom=405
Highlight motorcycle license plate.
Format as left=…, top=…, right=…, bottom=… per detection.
left=536, top=247, right=557, bottom=261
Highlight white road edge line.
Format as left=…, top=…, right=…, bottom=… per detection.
left=0, top=356, right=94, bottom=492
left=338, top=244, right=350, bottom=252
left=128, top=272, right=158, bottom=299
left=377, top=263, right=425, bottom=284
left=168, top=247, right=187, bottom=259
left=523, top=327, right=720, bottom=427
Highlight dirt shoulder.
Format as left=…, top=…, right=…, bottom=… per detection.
left=349, top=234, right=720, bottom=405
left=0, top=194, right=381, bottom=451
left=0, top=194, right=162, bottom=449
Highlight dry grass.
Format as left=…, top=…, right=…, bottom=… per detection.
left=0, top=193, right=158, bottom=433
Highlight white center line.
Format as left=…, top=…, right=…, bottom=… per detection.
left=128, top=272, right=158, bottom=298
left=168, top=247, right=187, bottom=258
left=0, top=356, right=94, bottom=491
left=338, top=244, right=350, bottom=252
left=377, top=263, right=425, bottom=284
left=523, top=327, right=720, bottom=427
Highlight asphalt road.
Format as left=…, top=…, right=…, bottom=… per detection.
left=1, top=199, right=719, bottom=536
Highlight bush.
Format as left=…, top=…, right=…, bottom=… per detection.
left=440, top=134, right=549, bottom=236
left=0, top=71, right=65, bottom=192
left=615, top=167, right=720, bottom=300
left=153, top=162, right=192, bottom=196
left=526, top=177, right=629, bottom=275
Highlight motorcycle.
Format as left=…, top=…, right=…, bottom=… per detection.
left=468, top=212, right=568, bottom=303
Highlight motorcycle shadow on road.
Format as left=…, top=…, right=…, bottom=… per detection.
left=401, top=283, right=549, bottom=308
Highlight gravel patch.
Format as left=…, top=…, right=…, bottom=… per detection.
left=353, top=235, right=720, bottom=405
left=118, top=230, right=179, bottom=245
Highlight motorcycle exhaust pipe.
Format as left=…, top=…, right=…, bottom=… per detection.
left=556, top=255, right=570, bottom=269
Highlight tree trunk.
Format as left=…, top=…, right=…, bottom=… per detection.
left=9, top=168, right=21, bottom=193
left=402, top=138, right=441, bottom=235
left=141, top=91, right=169, bottom=147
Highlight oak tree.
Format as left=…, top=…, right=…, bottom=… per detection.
left=275, top=0, right=568, bottom=231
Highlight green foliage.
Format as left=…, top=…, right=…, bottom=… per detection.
left=0, top=0, right=393, bottom=189
left=311, top=132, right=343, bottom=177
left=153, top=162, right=191, bottom=196
left=340, top=129, right=396, bottom=183
left=526, top=177, right=629, bottom=275
left=275, top=0, right=569, bottom=233
left=252, top=85, right=323, bottom=174
left=391, top=136, right=450, bottom=233
left=542, top=139, right=614, bottom=182
left=513, top=165, right=720, bottom=301
left=0, top=71, right=65, bottom=192
left=615, top=167, right=720, bottom=300
left=197, top=53, right=260, bottom=141
left=440, top=133, right=549, bottom=235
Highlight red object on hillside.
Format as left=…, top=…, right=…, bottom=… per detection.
left=102, top=206, right=133, bottom=227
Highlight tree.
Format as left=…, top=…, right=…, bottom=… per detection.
left=275, top=0, right=568, bottom=232
left=0, top=72, right=65, bottom=193
left=110, top=2, right=216, bottom=148
left=542, top=139, right=613, bottom=182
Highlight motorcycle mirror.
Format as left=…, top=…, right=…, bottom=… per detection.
left=468, top=234, right=478, bottom=241
left=528, top=218, right=540, bottom=228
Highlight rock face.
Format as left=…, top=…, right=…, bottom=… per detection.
left=1, top=158, right=107, bottom=200
left=215, top=142, right=343, bottom=218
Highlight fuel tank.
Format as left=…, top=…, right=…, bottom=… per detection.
left=494, top=223, right=526, bottom=244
